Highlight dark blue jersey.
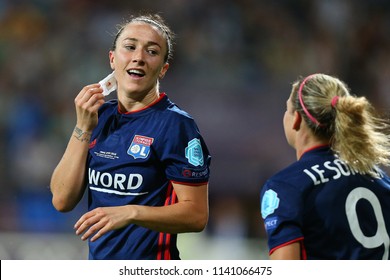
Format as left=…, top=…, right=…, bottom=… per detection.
left=86, top=93, right=211, bottom=260
left=260, top=146, right=390, bottom=259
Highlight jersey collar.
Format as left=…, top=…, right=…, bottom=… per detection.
left=300, top=144, right=330, bottom=160
left=118, top=93, right=167, bottom=115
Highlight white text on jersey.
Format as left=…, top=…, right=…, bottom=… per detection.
left=303, top=159, right=357, bottom=185
left=88, top=168, right=148, bottom=195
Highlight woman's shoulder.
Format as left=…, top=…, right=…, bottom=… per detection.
left=157, top=98, right=198, bottom=128
left=163, top=98, right=194, bottom=121
left=264, top=160, right=316, bottom=192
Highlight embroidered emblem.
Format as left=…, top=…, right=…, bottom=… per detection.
left=185, top=138, right=204, bottom=166
left=127, top=135, right=154, bottom=159
left=261, top=189, right=280, bottom=219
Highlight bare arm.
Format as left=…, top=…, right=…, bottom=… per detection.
left=50, top=84, right=105, bottom=212
left=270, top=242, right=301, bottom=260
left=74, top=182, right=209, bottom=242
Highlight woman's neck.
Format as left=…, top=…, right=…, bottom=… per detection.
left=117, top=90, right=160, bottom=113
left=295, top=136, right=329, bottom=160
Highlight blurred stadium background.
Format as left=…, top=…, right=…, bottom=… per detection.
left=0, top=0, right=389, bottom=259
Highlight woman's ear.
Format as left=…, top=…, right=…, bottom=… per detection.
left=109, top=51, right=115, bottom=70
left=293, top=111, right=302, bottom=131
left=159, top=63, right=169, bottom=79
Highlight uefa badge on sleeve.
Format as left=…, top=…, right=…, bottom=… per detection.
left=127, top=135, right=154, bottom=159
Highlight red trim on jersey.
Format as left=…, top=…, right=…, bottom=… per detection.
left=157, top=232, right=164, bottom=260
left=300, top=241, right=307, bottom=260
left=269, top=237, right=305, bottom=259
left=118, top=93, right=167, bottom=114
left=157, top=181, right=178, bottom=260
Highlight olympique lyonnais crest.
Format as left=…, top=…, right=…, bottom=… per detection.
left=127, top=135, right=154, bottom=159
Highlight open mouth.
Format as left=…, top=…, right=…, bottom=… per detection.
left=127, top=69, right=145, bottom=78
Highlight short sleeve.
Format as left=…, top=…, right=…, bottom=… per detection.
left=158, top=116, right=211, bottom=185
left=260, top=179, right=304, bottom=252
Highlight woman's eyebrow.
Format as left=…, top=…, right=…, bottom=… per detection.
left=122, top=37, right=162, bottom=48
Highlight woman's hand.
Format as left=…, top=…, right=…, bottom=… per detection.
left=74, top=206, right=133, bottom=242
left=74, top=84, right=105, bottom=133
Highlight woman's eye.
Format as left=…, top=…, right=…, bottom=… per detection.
left=125, top=45, right=135, bottom=50
left=147, top=49, right=158, bottom=55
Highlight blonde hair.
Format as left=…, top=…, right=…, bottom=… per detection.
left=291, top=73, right=390, bottom=176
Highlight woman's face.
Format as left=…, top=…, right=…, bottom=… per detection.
left=109, top=22, right=169, bottom=96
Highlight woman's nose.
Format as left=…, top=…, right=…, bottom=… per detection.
left=132, top=49, right=145, bottom=63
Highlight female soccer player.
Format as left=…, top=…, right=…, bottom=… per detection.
left=50, top=14, right=211, bottom=260
left=260, top=73, right=390, bottom=259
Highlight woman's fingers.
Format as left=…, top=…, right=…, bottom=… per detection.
left=75, top=210, right=105, bottom=240
left=74, top=84, right=105, bottom=131
left=74, top=207, right=128, bottom=242
left=75, top=84, right=104, bottom=108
